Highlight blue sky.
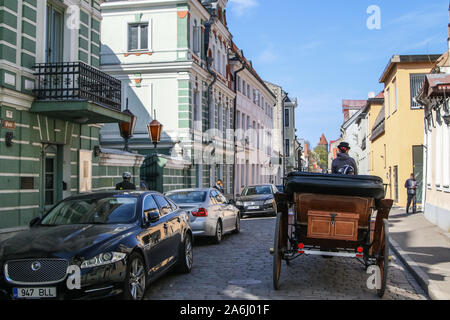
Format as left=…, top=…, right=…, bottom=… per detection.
left=226, top=0, right=449, bottom=147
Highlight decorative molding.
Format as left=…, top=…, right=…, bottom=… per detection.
left=177, top=11, right=188, bottom=19
left=124, top=52, right=153, bottom=57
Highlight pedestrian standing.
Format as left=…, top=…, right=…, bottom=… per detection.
left=213, top=179, right=224, bottom=194
left=405, top=173, right=417, bottom=214
left=116, top=172, right=136, bottom=190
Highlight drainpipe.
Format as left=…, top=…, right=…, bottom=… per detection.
left=232, top=58, right=246, bottom=198
left=204, top=15, right=218, bottom=129
left=203, top=14, right=217, bottom=187
left=281, top=92, right=288, bottom=178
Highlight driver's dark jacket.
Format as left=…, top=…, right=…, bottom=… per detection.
left=331, top=152, right=358, bottom=175
left=115, top=181, right=136, bottom=190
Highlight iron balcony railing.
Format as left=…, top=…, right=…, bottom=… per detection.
left=34, top=61, right=121, bottom=112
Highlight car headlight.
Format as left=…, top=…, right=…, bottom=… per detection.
left=80, top=252, right=127, bottom=269
left=236, top=201, right=243, bottom=206
left=264, top=199, right=274, bottom=205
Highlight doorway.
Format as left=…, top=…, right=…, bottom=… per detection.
left=393, top=165, right=398, bottom=203
left=42, top=144, right=59, bottom=211
left=412, top=145, right=424, bottom=203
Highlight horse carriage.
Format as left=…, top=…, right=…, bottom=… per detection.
left=272, top=172, right=393, bottom=297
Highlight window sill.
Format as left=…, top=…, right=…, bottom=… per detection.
left=124, top=51, right=153, bottom=57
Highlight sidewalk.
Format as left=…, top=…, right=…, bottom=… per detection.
left=388, top=207, right=450, bottom=300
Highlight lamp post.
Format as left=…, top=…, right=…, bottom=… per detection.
left=146, top=112, right=163, bottom=191
left=118, top=98, right=137, bottom=152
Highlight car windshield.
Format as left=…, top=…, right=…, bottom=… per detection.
left=167, top=191, right=207, bottom=204
left=40, top=195, right=138, bottom=225
left=242, top=186, right=272, bottom=196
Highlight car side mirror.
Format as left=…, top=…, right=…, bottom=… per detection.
left=144, top=210, right=160, bottom=224
left=228, top=199, right=235, bottom=205
left=29, top=217, right=41, bottom=227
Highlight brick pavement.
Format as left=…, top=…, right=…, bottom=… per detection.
left=144, top=216, right=428, bottom=300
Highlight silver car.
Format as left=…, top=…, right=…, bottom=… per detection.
left=166, top=188, right=240, bottom=244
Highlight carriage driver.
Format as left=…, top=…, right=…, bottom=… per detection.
left=331, top=142, right=358, bottom=175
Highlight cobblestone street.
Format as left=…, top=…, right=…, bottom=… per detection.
left=144, top=216, right=428, bottom=300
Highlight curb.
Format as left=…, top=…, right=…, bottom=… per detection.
left=390, top=238, right=449, bottom=300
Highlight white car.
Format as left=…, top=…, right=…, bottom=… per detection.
left=166, top=188, right=240, bottom=244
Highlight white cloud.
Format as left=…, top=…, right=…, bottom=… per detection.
left=228, top=0, right=258, bottom=16
left=257, top=45, right=278, bottom=64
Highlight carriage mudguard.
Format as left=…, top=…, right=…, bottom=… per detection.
left=285, top=172, right=385, bottom=200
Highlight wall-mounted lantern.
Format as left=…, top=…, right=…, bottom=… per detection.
left=147, top=112, right=163, bottom=149
left=5, top=132, right=13, bottom=147
left=118, top=98, right=137, bottom=152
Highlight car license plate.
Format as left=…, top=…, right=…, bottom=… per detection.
left=13, top=287, right=56, bottom=299
left=247, top=206, right=259, bottom=210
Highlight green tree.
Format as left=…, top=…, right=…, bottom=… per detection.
left=313, top=145, right=328, bottom=172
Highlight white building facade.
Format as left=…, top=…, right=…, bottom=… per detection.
left=230, top=48, right=277, bottom=194
left=265, top=82, right=298, bottom=177
left=340, top=100, right=367, bottom=174
left=100, top=0, right=238, bottom=193
left=416, top=67, right=450, bottom=232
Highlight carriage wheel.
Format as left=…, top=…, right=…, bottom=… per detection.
left=273, top=213, right=284, bottom=290
left=376, top=219, right=389, bottom=297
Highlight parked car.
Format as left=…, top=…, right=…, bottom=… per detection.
left=235, top=184, right=278, bottom=218
left=0, top=191, right=193, bottom=300
left=166, top=188, right=240, bottom=244
left=276, top=185, right=284, bottom=193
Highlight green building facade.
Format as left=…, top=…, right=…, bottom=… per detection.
left=0, top=0, right=143, bottom=234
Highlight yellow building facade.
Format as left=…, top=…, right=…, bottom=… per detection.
left=367, top=95, right=385, bottom=182
left=371, top=55, right=440, bottom=207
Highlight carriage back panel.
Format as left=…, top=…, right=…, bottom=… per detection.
left=294, top=193, right=374, bottom=229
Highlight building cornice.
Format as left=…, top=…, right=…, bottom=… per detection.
left=0, top=87, right=34, bottom=110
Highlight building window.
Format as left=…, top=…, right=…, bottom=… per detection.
left=128, top=23, right=149, bottom=51
left=443, top=123, right=450, bottom=188
left=393, top=78, right=398, bottom=112
left=247, top=84, right=250, bottom=99
left=427, top=130, right=432, bottom=188
left=386, top=88, right=390, bottom=116
left=193, top=21, right=200, bottom=55
left=46, top=4, right=64, bottom=63
left=242, top=80, right=246, bottom=95
left=410, top=74, right=426, bottom=109
left=436, top=124, right=442, bottom=188
left=285, top=139, right=290, bottom=157
left=284, top=108, right=290, bottom=127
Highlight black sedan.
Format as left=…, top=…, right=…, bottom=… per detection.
left=235, top=185, right=278, bottom=218
left=0, top=191, right=193, bottom=300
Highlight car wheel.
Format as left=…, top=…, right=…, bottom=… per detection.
left=213, top=220, right=223, bottom=244
left=176, top=233, right=193, bottom=273
left=123, top=252, right=146, bottom=300
left=233, top=213, right=240, bottom=234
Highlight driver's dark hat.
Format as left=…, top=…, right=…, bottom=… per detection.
left=337, top=142, right=350, bottom=150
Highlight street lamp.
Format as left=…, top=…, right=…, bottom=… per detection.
left=118, top=98, right=137, bottom=152
left=147, top=111, right=163, bottom=149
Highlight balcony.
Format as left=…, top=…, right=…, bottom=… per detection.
left=31, top=62, right=130, bottom=124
